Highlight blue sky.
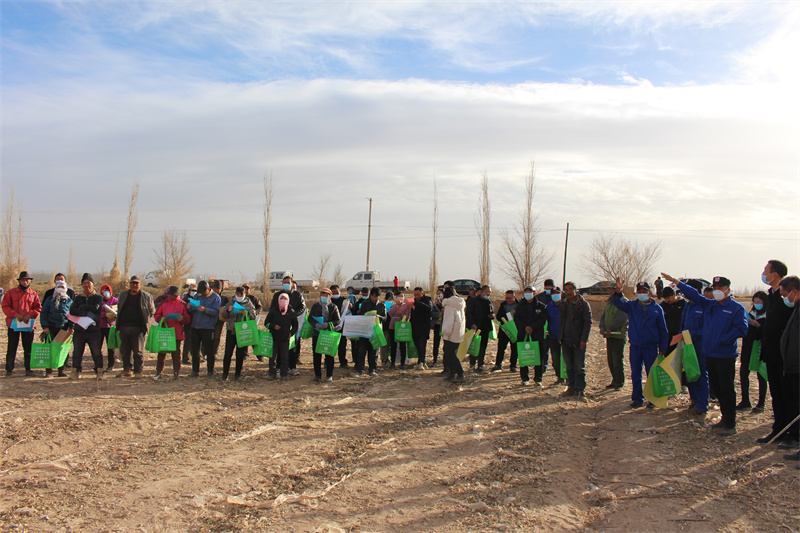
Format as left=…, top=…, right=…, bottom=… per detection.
left=1, top=1, right=798, bottom=290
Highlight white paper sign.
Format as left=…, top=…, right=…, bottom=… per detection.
left=341, top=315, right=375, bottom=339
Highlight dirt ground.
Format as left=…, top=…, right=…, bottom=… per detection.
left=0, top=295, right=798, bottom=532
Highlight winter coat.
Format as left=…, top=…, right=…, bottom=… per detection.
left=70, top=291, right=105, bottom=331
left=188, top=291, right=221, bottom=330
left=154, top=298, right=192, bottom=341
left=545, top=301, right=561, bottom=338
left=40, top=295, right=72, bottom=331
left=613, top=293, right=668, bottom=352
left=677, top=282, right=748, bottom=359
left=269, top=290, right=306, bottom=317
left=2, top=287, right=42, bottom=328
left=264, top=306, right=298, bottom=342
left=600, top=296, right=628, bottom=340
left=441, top=296, right=466, bottom=343
left=515, top=298, right=547, bottom=342
left=308, top=301, right=341, bottom=337
left=468, top=296, right=495, bottom=332
left=780, top=307, right=799, bottom=374
left=559, top=295, right=592, bottom=347
left=660, top=299, right=686, bottom=338
left=409, top=295, right=433, bottom=339
left=117, top=290, right=156, bottom=333
left=100, top=295, right=119, bottom=328
left=388, top=299, right=412, bottom=330
left=496, top=300, right=519, bottom=340
left=219, top=297, right=257, bottom=333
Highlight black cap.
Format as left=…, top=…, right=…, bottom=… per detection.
left=712, top=276, right=731, bottom=287
left=81, top=272, right=94, bottom=283
left=211, top=280, right=221, bottom=289
left=551, top=286, right=561, bottom=294
left=662, top=286, right=675, bottom=298
left=17, top=271, right=33, bottom=281
left=543, top=279, right=554, bottom=287
left=636, top=282, right=651, bottom=292
left=167, top=285, right=180, bottom=296
left=197, top=280, right=209, bottom=293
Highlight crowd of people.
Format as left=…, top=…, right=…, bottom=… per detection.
left=2, top=260, right=798, bottom=460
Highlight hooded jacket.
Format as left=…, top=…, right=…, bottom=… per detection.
left=99, top=285, right=118, bottom=328
left=441, top=296, right=466, bottom=343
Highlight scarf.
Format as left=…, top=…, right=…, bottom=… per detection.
left=278, top=294, right=289, bottom=315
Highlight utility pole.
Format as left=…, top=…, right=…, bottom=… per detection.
left=366, top=197, right=373, bottom=270
left=562, top=222, right=569, bottom=288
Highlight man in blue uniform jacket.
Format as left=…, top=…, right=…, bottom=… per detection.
left=663, top=273, right=748, bottom=436
left=612, top=278, right=669, bottom=409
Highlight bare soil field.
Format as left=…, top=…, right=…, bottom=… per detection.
left=0, top=296, right=797, bottom=532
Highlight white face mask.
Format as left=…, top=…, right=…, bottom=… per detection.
left=102, top=291, right=111, bottom=298
left=712, top=289, right=726, bottom=301
left=235, top=295, right=248, bottom=303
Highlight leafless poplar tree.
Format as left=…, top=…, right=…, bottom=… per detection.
left=498, top=161, right=554, bottom=289
left=123, top=181, right=140, bottom=287
left=310, top=253, right=333, bottom=287
left=429, top=176, right=439, bottom=293
left=332, top=263, right=345, bottom=287
left=67, top=246, right=77, bottom=286
left=261, top=171, right=274, bottom=297
left=581, top=233, right=663, bottom=293
left=475, top=171, right=491, bottom=287
left=104, top=231, right=123, bottom=290
left=0, top=186, right=27, bottom=288
left=153, top=229, right=194, bottom=287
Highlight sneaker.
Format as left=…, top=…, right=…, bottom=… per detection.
left=57, top=369, right=66, bottom=377
left=437, top=370, right=448, bottom=376
left=25, top=370, right=35, bottom=377
left=45, top=369, right=53, bottom=377
left=533, top=381, right=542, bottom=388
left=414, top=363, right=426, bottom=370
left=522, top=380, right=530, bottom=386
left=490, top=366, right=503, bottom=373
left=476, top=366, right=485, bottom=373
left=69, top=369, right=79, bottom=380
left=554, top=378, right=565, bottom=385
left=629, top=401, right=644, bottom=409
left=153, top=373, right=162, bottom=381
left=206, top=371, right=214, bottom=378
left=777, top=439, right=799, bottom=450
left=188, top=371, right=199, bottom=378
left=325, top=376, right=333, bottom=382
left=687, top=405, right=698, bottom=416
left=559, top=388, right=574, bottom=397
left=117, top=369, right=132, bottom=378
left=339, top=363, right=349, bottom=369
left=173, top=372, right=180, bottom=380
left=710, top=421, right=726, bottom=429
left=313, top=376, right=321, bottom=382
left=96, top=368, right=105, bottom=380
left=509, top=366, right=517, bottom=373
left=752, top=404, right=765, bottom=413
left=133, top=372, right=143, bottom=379
left=443, top=373, right=453, bottom=381
left=756, top=432, right=779, bottom=444
left=605, top=383, right=617, bottom=389
left=735, top=401, right=752, bottom=411
left=289, top=369, right=300, bottom=376
left=717, top=427, right=737, bottom=437
left=450, top=374, right=465, bottom=383
left=221, top=373, right=229, bottom=382
left=368, top=370, right=377, bottom=376
left=353, top=371, right=364, bottom=376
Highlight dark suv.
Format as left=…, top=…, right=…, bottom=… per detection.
left=439, top=279, right=481, bottom=295
left=578, top=281, right=615, bottom=295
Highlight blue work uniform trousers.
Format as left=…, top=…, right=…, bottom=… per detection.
left=630, top=344, right=659, bottom=404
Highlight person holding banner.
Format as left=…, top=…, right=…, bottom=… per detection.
left=153, top=285, right=191, bottom=380
left=737, top=292, right=768, bottom=412
left=309, top=288, right=342, bottom=382
left=264, top=293, right=298, bottom=380
left=40, top=279, right=73, bottom=377
left=69, top=273, right=106, bottom=380
left=662, top=273, right=747, bottom=436
left=441, top=287, right=466, bottom=383
left=3, top=271, right=42, bottom=377
left=514, top=285, right=547, bottom=386
left=219, top=287, right=257, bottom=381
left=492, top=290, right=519, bottom=373
left=355, top=287, right=386, bottom=376
left=558, top=283, right=592, bottom=397
left=613, top=279, right=669, bottom=409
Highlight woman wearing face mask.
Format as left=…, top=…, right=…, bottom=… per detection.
left=219, top=287, right=257, bottom=381
left=40, top=280, right=73, bottom=377
left=737, top=291, right=769, bottom=412
left=387, top=293, right=412, bottom=368
left=99, top=284, right=119, bottom=371
left=153, top=285, right=191, bottom=380
left=441, top=287, right=466, bottom=383
left=309, top=288, right=341, bottom=382
left=264, top=293, right=298, bottom=380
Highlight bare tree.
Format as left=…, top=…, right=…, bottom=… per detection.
left=123, top=181, right=140, bottom=288
left=67, top=245, right=77, bottom=287
left=152, top=229, right=194, bottom=287
left=310, top=253, right=333, bottom=287
left=332, top=263, right=345, bottom=287
left=498, top=161, right=554, bottom=290
left=429, top=176, right=439, bottom=293
left=0, top=186, right=27, bottom=288
left=262, top=171, right=274, bottom=297
left=475, top=171, right=491, bottom=287
left=581, top=233, right=663, bottom=294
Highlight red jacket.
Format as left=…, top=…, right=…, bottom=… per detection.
left=2, top=287, right=42, bottom=329
left=153, top=298, right=191, bottom=341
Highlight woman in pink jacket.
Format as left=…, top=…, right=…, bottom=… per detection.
left=153, top=285, right=192, bottom=380
left=387, top=294, right=413, bottom=368
left=99, top=284, right=119, bottom=371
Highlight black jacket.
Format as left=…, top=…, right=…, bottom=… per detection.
left=558, top=295, right=592, bottom=347
left=468, top=296, right=495, bottom=332
left=410, top=295, right=433, bottom=339
left=780, top=307, right=799, bottom=374
left=269, top=290, right=306, bottom=317
left=309, top=301, right=341, bottom=337
left=659, top=299, right=686, bottom=338
left=514, top=298, right=547, bottom=342
left=264, top=305, right=298, bottom=342
left=70, top=291, right=104, bottom=330
left=763, top=286, right=794, bottom=362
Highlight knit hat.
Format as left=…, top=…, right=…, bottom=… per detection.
left=81, top=272, right=94, bottom=283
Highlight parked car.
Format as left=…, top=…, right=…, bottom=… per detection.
left=344, top=271, right=410, bottom=294
left=438, top=279, right=481, bottom=296
left=678, top=277, right=712, bottom=291
left=578, top=281, right=615, bottom=295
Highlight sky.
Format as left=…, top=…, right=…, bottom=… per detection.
left=1, top=1, right=799, bottom=292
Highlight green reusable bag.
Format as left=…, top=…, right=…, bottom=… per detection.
left=315, top=326, right=342, bottom=357
left=146, top=318, right=177, bottom=353
left=299, top=314, right=313, bottom=339
left=488, top=320, right=498, bottom=341
left=51, top=337, right=72, bottom=368
left=748, top=340, right=762, bottom=372
left=652, top=356, right=678, bottom=397
left=500, top=319, right=518, bottom=343
left=757, top=361, right=768, bottom=381
left=467, top=331, right=482, bottom=358
left=682, top=342, right=701, bottom=383
left=30, top=337, right=53, bottom=369
left=235, top=319, right=259, bottom=347
left=395, top=317, right=413, bottom=343
left=107, top=325, right=121, bottom=350
left=559, top=352, right=567, bottom=379
left=370, top=323, right=388, bottom=350
left=253, top=327, right=274, bottom=358
left=406, top=340, right=419, bottom=360
left=518, top=336, right=540, bottom=368
left=289, top=334, right=296, bottom=351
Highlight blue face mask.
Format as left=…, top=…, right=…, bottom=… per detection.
left=283, top=284, right=292, bottom=291
left=637, top=293, right=649, bottom=302
left=545, top=289, right=551, bottom=295
left=761, top=274, right=769, bottom=284
left=552, top=293, right=561, bottom=302
left=320, top=297, right=329, bottom=305
left=754, top=303, right=764, bottom=311
left=783, top=295, right=796, bottom=308
left=483, top=294, right=490, bottom=300
left=524, top=293, right=534, bottom=300
left=361, top=295, right=368, bottom=300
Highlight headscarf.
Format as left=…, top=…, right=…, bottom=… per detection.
left=54, top=280, right=68, bottom=304
left=278, top=293, right=289, bottom=315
